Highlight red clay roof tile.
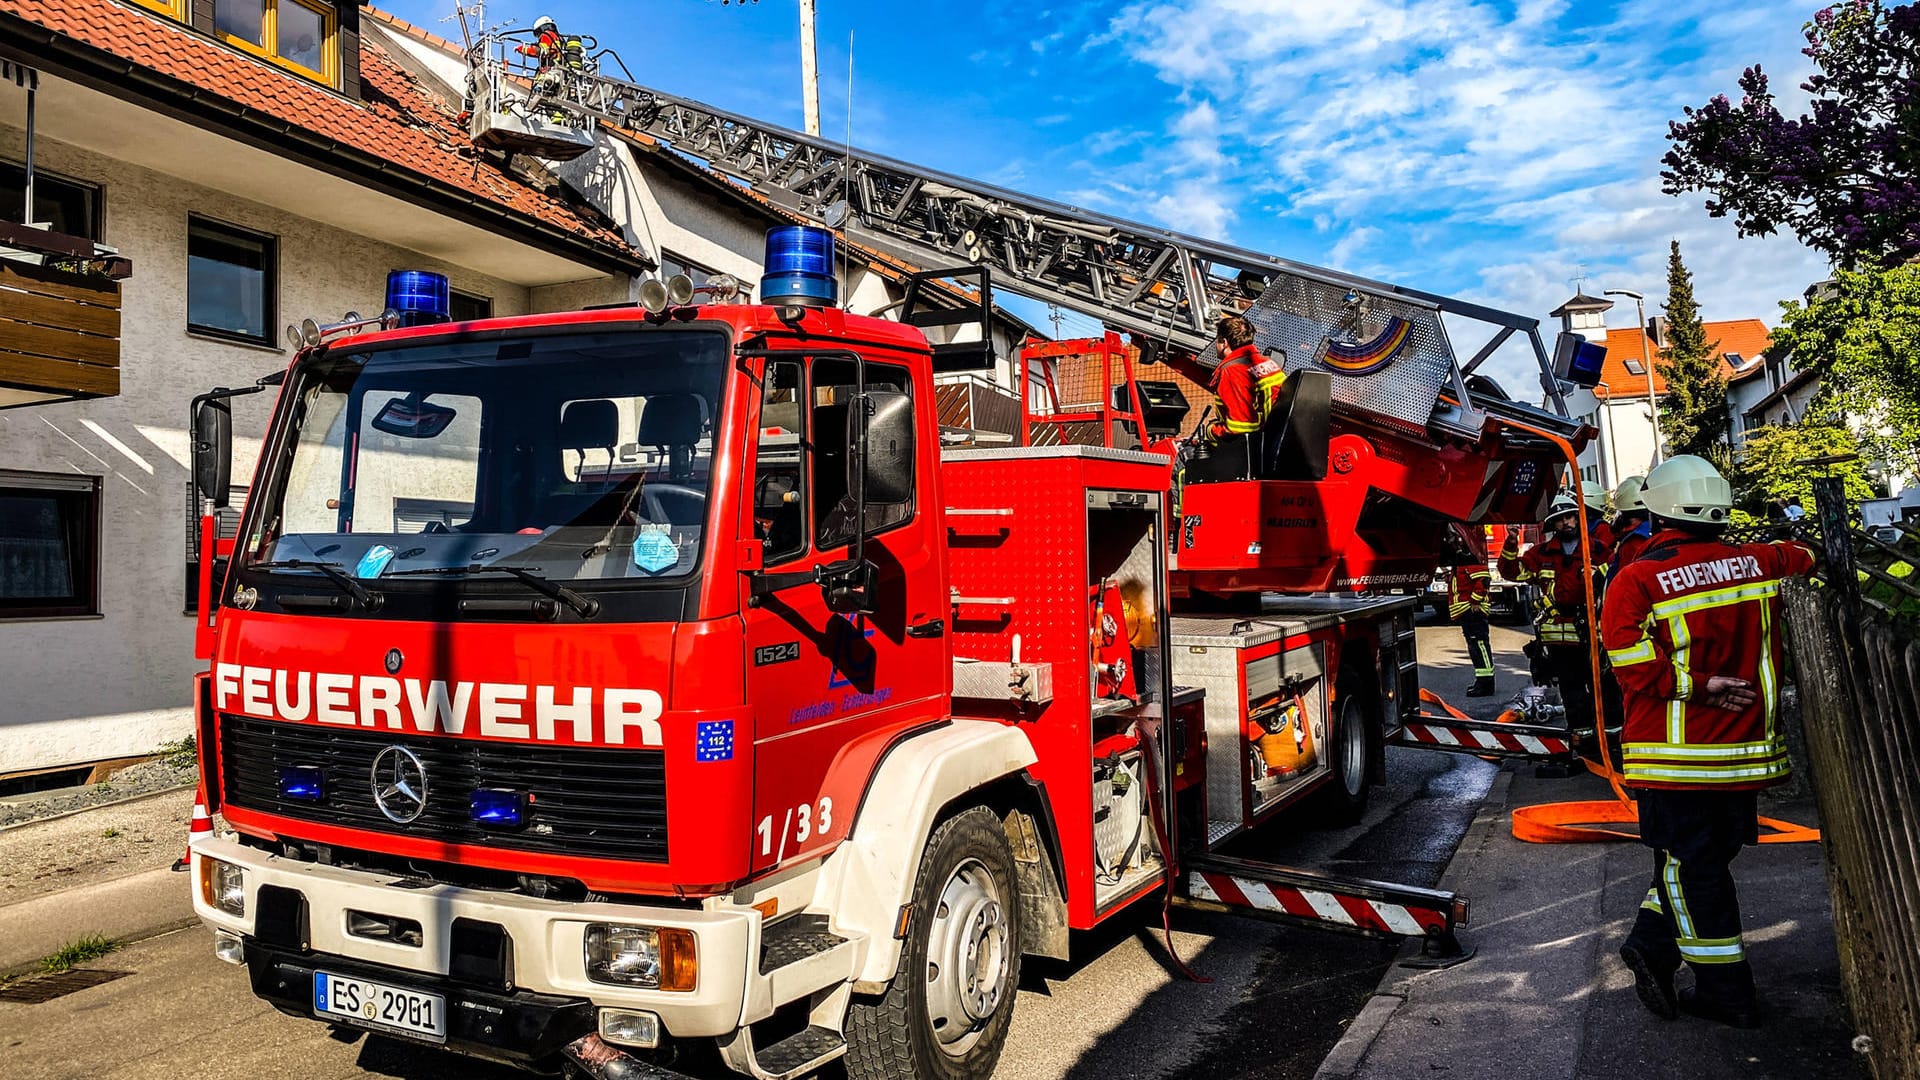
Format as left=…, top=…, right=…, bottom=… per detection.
left=3, top=0, right=640, bottom=262
left=1594, top=318, right=1771, bottom=399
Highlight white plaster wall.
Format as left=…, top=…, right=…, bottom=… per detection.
left=0, top=126, right=622, bottom=777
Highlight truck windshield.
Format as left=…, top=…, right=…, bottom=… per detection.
left=243, top=328, right=725, bottom=583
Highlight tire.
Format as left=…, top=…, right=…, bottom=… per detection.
left=1317, top=687, right=1374, bottom=824
left=845, top=806, right=1022, bottom=1080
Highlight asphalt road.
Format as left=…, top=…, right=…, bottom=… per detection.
left=0, top=622, right=1531, bottom=1080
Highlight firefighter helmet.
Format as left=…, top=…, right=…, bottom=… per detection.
left=532, top=15, right=556, bottom=31
left=1613, top=475, right=1647, bottom=514
left=1580, top=480, right=1609, bottom=513
left=1544, top=492, right=1580, bottom=525
left=1641, top=455, right=1732, bottom=525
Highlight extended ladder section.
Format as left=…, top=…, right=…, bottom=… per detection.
left=459, top=38, right=1585, bottom=448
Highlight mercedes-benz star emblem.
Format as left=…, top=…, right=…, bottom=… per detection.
left=370, top=746, right=429, bottom=824
left=384, top=648, right=403, bottom=674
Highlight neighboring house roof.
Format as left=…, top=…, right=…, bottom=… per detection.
left=1595, top=318, right=1771, bottom=399
left=0, top=0, right=646, bottom=271
left=1743, top=367, right=1820, bottom=421
left=1549, top=291, right=1613, bottom=317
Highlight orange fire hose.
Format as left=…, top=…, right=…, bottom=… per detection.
left=1456, top=414, right=1820, bottom=847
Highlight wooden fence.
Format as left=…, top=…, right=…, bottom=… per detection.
left=1782, top=484, right=1920, bottom=1079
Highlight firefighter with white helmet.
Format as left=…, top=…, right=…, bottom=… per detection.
left=517, top=15, right=586, bottom=124
left=1604, top=455, right=1816, bottom=1028
left=1608, top=474, right=1652, bottom=580
left=1500, top=488, right=1600, bottom=741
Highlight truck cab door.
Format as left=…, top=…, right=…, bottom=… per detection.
left=741, top=354, right=947, bottom=873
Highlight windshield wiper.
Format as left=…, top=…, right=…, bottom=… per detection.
left=251, top=559, right=385, bottom=612
left=384, top=564, right=600, bottom=619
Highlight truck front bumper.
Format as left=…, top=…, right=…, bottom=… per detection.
left=244, top=938, right=594, bottom=1066
left=190, top=835, right=760, bottom=1040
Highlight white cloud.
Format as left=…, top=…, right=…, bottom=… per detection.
left=1085, top=0, right=1827, bottom=352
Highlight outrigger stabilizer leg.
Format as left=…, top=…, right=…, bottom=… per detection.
left=1176, top=853, right=1476, bottom=969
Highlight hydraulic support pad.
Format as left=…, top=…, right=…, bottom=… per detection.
left=1399, top=715, right=1576, bottom=762
left=1177, top=854, right=1474, bottom=967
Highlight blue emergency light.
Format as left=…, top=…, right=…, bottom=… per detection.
left=760, top=226, right=839, bottom=307
left=277, top=765, right=326, bottom=802
left=386, top=270, right=452, bottom=327
left=470, top=787, right=529, bottom=828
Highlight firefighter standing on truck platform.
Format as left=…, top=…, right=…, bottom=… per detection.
left=1604, top=455, right=1815, bottom=1029
left=1446, top=530, right=1498, bottom=697
left=1500, top=492, right=1598, bottom=741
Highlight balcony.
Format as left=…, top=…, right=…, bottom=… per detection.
left=0, top=222, right=130, bottom=409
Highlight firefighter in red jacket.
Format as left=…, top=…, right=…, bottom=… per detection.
left=518, top=16, right=584, bottom=123
left=1608, top=474, right=1653, bottom=580
left=1162, top=314, right=1287, bottom=440
left=1604, top=455, right=1816, bottom=1028
left=1499, top=491, right=1597, bottom=738
left=1445, top=530, right=1497, bottom=697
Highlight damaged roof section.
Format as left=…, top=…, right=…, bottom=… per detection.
left=0, top=0, right=647, bottom=273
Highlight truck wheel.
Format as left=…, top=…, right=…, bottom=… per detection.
left=845, top=806, right=1022, bottom=1080
left=1317, top=690, right=1374, bottom=824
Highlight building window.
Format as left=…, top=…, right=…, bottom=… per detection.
left=1624, top=359, right=1645, bottom=377
left=659, top=251, right=719, bottom=287
left=0, top=162, right=101, bottom=242
left=131, top=0, right=189, bottom=20
left=0, top=471, right=101, bottom=619
left=213, top=0, right=337, bottom=84
left=449, top=289, right=493, bottom=322
left=188, top=217, right=276, bottom=345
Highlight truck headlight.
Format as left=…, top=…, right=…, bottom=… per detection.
left=199, top=856, right=246, bottom=917
left=583, top=924, right=696, bottom=992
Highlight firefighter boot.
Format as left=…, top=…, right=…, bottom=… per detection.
left=1677, top=986, right=1762, bottom=1029
left=1619, top=902, right=1680, bottom=1019
left=1679, top=961, right=1761, bottom=1029
left=1467, top=675, right=1496, bottom=698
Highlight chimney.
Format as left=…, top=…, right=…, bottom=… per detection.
left=1646, top=316, right=1668, bottom=349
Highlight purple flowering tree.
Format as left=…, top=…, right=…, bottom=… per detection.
left=1663, top=0, right=1920, bottom=267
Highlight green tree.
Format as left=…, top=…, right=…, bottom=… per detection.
left=1655, top=240, right=1730, bottom=464
left=1729, top=423, right=1876, bottom=517
left=1770, top=262, right=1920, bottom=484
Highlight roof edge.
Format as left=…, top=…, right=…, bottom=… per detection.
left=0, top=11, right=648, bottom=277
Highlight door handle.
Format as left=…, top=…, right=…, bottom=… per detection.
left=907, top=618, right=946, bottom=638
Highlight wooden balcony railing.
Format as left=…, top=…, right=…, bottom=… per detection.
left=0, top=222, right=128, bottom=409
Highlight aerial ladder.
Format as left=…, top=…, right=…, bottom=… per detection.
left=460, top=26, right=1602, bottom=955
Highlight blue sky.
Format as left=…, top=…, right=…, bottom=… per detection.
left=390, top=0, right=1832, bottom=386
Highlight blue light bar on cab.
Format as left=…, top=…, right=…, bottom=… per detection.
left=471, top=788, right=529, bottom=829
left=387, top=270, right=451, bottom=327
left=760, top=226, right=839, bottom=307
left=277, top=765, right=326, bottom=802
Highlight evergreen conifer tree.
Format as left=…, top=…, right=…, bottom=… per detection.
left=1655, top=240, right=1729, bottom=465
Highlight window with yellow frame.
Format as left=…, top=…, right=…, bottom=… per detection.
left=213, top=0, right=338, bottom=86
left=130, top=0, right=190, bottom=21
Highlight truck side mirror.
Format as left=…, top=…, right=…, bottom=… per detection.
left=193, top=397, right=233, bottom=508
left=856, top=391, right=914, bottom=506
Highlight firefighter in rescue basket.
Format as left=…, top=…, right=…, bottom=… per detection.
left=1603, top=455, right=1816, bottom=1028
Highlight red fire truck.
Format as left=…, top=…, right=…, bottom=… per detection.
left=183, top=61, right=1597, bottom=1080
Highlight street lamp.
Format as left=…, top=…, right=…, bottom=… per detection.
left=1603, top=288, right=1663, bottom=466
left=1593, top=381, right=1619, bottom=489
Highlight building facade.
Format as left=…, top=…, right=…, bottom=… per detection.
left=1549, top=291, right=1771, bottom=490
